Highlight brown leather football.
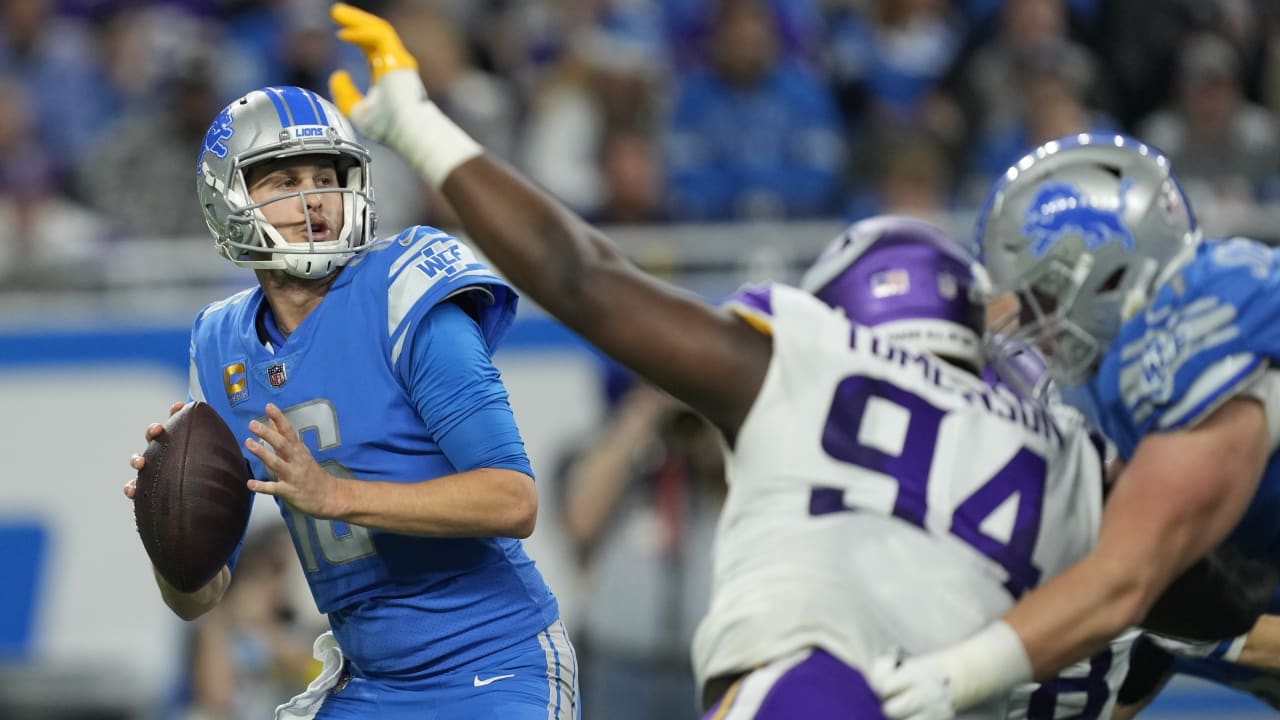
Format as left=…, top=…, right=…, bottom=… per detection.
left=133, top=401, right=251, bottom=593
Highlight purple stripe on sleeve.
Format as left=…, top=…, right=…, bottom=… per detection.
left=726, top=284, right=774, bottom=318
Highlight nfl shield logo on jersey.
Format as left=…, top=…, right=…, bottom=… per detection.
left=267, top=362, right=287, bottom=388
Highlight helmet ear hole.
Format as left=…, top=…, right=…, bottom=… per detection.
left=335, top=157, right=358, bottom=187
left=1098, top=267, right=1127, bottom=294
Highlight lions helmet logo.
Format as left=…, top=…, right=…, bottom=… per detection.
left=198, top=108, right=235, bottom=175
left=1024, top=178, right=1135, bottom=257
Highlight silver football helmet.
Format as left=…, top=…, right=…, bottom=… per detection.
left=977, top=134, right=1201, bottom=389
left=196, top=86, right=376, bottom=279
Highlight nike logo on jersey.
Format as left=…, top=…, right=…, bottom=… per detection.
left=473, top=673, right=515, bottom=687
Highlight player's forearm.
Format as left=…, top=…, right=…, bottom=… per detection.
left=1005, top=410, right=1270, bottom=677
left=1238, top=616, right=1280, bottom=671
left=1110, top=698, right=1154, bottom=720
left=441, top=155, right=631, bottom=325
left=155, top=564, right=230, bottom=621
left=1006, top=489, right=1211, bottom=680
left=438, top=156, right=735, bottom=414
left=1004, top=552, right=1155, bottom=679
left=332, top=467, right=538, bottom=538
left=892, top=560, right=1144, bottom=714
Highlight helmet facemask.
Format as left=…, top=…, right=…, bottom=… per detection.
left=987, top=252, right=1100, bottom=389
left=215, top=152, right=374, bottom=280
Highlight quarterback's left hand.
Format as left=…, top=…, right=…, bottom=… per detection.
left=245, top=403, right=347, bottom=518
left=868, top=653, right=957, bottom=720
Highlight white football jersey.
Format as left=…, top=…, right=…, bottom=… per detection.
left=693, top=284, right=1105, bottom=714
left=1007, top=630, right=1138, bottom=720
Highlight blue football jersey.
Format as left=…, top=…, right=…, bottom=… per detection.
left=187, top=226, right=560, bottom=679
left=1075, top=237, right=1280, bottom=559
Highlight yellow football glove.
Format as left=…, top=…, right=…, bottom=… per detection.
left=328, top=2, right=416, bottom=115
left=328, top=2, right=480, bottom=187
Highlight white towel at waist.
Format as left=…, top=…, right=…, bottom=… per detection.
left=275, top=631, right=344, bottom=720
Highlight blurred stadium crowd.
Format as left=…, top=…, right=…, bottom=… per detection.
left=7, top=1, right=1280, bottom=718
left=4, top=0, right=1280, bottom=290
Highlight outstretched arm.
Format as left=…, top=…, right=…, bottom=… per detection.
left=327, top=3, right=769, bottom=436
left=437, top=158, right=770, bottom=434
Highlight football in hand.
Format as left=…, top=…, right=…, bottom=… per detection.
left=133, top=401, right=252, bottom=593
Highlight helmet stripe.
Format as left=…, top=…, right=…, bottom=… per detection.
left=263, top=86, right=324, bottom=127
left=280, top=87, right=322, bottom=125
left=264, top=87, right=292, bottom=126
left=305, top=89, right=329, bottom=125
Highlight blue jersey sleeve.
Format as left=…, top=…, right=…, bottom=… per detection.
left=397, top=301, right=533, bottom=477
left=379, top=227, right=518, bottom=377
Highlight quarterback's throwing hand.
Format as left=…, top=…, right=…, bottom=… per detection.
left=868, top=654, right=957, bottom=720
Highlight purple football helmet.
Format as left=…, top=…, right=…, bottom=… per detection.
left=799, top=215, right=988, bottom=370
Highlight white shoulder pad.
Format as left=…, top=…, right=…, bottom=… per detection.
left=1158, top=353, right=1266, bottom=431
left=1236, top=366, right=1280, bottom=453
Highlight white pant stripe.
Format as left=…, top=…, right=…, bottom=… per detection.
left=538, top=619, right=579, bottom=720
